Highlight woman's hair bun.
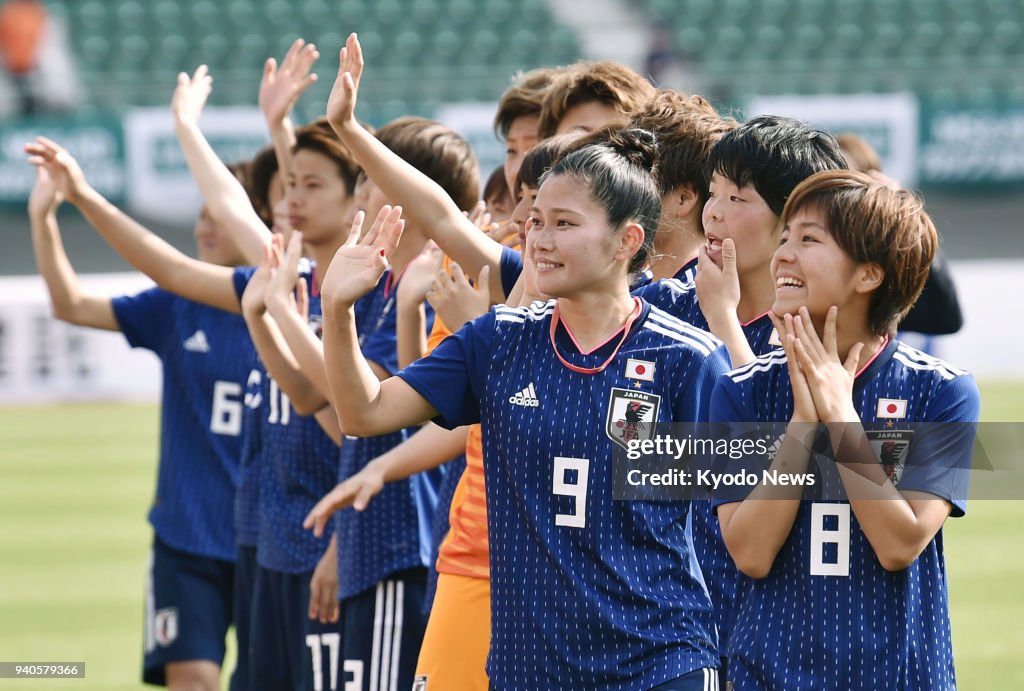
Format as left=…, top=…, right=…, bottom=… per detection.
left=604, top=128, right=659, bottom=173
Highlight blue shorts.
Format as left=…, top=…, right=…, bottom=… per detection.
left=489, top=667, right=720, bottom=691
left=229, top=544, right=258, bottom=691
left=143, top=537, right=234, bottom=685
left=250, top=565, right=344, bottom=691
left=342, top=568, right=428, bottom=691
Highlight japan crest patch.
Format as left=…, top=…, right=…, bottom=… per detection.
left=606, top=387, right=661, bottom=450
left=866, top=429, right=914, bottom=485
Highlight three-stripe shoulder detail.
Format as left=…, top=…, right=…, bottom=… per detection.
left=643, top=306, right=721, bottom=355
left=893, top=343, right=968, bottom=382
left=727, top=350, right=788, bottom=383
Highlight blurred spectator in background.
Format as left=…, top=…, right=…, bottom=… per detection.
left=0, top=0, right=81, bottom=118
left=838, top=133, right=964, bottom=341
left=644, top=24, right=713, bottom=101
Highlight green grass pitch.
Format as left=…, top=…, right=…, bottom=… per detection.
left=0, top=382, right=1022, bottom=689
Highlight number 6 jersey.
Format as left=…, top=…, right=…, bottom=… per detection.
left=710, top=339, right=979, bottom=691
left=112, top=287, right=255, bottom=562
left=398, top=299, right=729, bottom=691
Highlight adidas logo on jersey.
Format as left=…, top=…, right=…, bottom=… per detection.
left=508, top=383, right=540, bottom=407
left=183, top=330, right=210, bottom=353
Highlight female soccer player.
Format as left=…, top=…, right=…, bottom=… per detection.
left=712, top=170, right=979, bottom=690
left=311, top=104, right=728, bottom=689
left=27, top=159, right=253, bottom=691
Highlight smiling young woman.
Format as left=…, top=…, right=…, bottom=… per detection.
left=713, top=170, right=979, bottom=691
left=312, top=127, right=732, bottom=691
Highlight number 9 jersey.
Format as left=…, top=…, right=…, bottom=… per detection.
left=397, top=299, right=729, bottom=691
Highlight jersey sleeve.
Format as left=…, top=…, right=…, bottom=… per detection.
left=395, top=310, right=495, bottom=429
left=232, top=266, right=258, bottom=305
left=499, top=246, right=523, bottom=299
left=898, top=373, right=980, bottom=517
left=675, top=344, right=731, bottom=423
left=111, top=287, right=176, bottom=353
left=708, top=372, right=763, bottom=507
left=363, top=301, right=435, bottom=376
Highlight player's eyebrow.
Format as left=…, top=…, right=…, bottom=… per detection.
left=783, top=220, right=826, bottom=232
left=530, top=206, right=584, bottom=217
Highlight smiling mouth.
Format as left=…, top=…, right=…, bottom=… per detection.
left=534, top=260, right=563, bottom=272
left=707, top=236, right=723, bottom=253
left=776, top=276, right=805, bottom=289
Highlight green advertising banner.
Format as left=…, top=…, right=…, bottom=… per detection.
left=919, top=107, right=1024, bottom=185
left=0, top=115, right=124, bottom=204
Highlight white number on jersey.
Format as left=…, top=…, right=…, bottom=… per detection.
left=305, top=632, right=340, bottom=691
left=810, top=503, right=851, bottom=577
left=210, top=380, right=243, bottom=436
left=553, top=456, right=590, bottom=528
left=343, top=660, right=364, bottom=691
left=267, top=377, right=291, bottom=426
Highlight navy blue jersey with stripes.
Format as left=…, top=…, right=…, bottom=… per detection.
left=424, top=454, right=467, bottom=612
left=398, top=299, right=727, bottom=690
left=710, top=339, right=978, bottom=690
left=632, top=276, right=779, bottom=355
left=335, top=271, right=443, bottom=599
left=232, top=267, right=262, bottom=548
left=632, top=274, right=780, bottom=654
left=232, top=266, right=338, bottom=573
left=112, top=288, right=254, bottom=562
left=673, top=256, right=699, bottom=284
left=235, top=363, right=264, bottom=547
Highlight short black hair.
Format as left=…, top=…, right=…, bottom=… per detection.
left=706, top=115, right=847, bottom=216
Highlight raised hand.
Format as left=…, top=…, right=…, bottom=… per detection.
left=695, top=237, right=741, bottom=330
left=397, top=241, right=444, bottom=307
left=171, top=65, right=212, bottom=126
left=789, top=306, right=863, bottom=423
left=259, top=38, right=319, bottom=127
left=295, top=277, right=310, bottom=320
left=427, top=262, right=491, bottom=328
left=771, top=311, right=819, bottom=424
left=28, top=165, right=63, bottom=219
left=303, top=465, right=386, bottom=538
left=24, top=136, right=92, bottom=204
left=488, top=219, right=520, bottom=247
left=325, top=33, right=364, bottom=129
left=241, top=236, right=281, bottom=317
left=320, top=205, right=404, bottom=308
left=265, top=229, right=304, bottom=315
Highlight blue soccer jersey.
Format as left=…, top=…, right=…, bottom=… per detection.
left=235, top=363, right=264, bottom=547
left=632, top=277, right=779, bottom=355
left=335, top=271, right=443, bottom=599
left=633, top=274, right=780, bottom=654
left=710, top=339, right=979, bottom=690
left=232, top=266, right=338, bottom=574
left=112, top=288, right=255, bottom=562
left=398, top=299, right=728, bottom=690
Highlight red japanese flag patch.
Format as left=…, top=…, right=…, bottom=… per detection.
left=877, top=398, right=908, bottom=419
left=625, top=358, right=655, bottom=382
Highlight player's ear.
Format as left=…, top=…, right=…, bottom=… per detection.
left=616, top=222, right=645, bottom=264
left=854, top=262, right=884, bottom=294
left=671, top=184, right=700, bottom=218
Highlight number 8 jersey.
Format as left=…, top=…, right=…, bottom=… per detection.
left=398, top=299, right=729, bottom=691
left=710, top=339, right=979, bottom=691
